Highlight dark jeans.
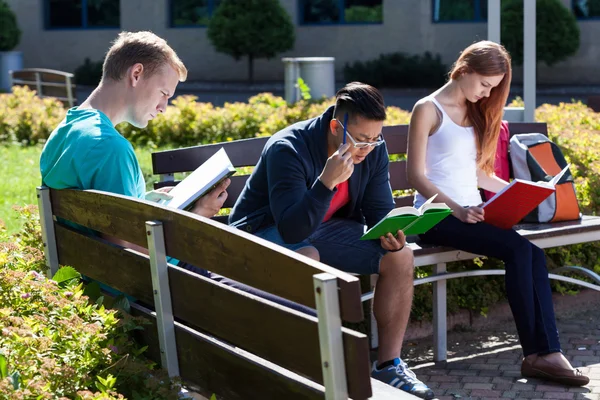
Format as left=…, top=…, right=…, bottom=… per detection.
left=419, top=215, right=561, bottom=357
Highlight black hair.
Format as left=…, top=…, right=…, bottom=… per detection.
left=333, top=82, right=386, bottom=123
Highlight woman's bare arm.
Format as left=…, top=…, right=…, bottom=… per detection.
left=477, top=169, right=509, bottom=193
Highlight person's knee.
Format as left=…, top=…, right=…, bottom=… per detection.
left=380, top=246, right=414, bottom=278
left=296, top=246, right=320, bottom=261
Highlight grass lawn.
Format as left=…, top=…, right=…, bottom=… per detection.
left=1, top=144, right=167, bottom=234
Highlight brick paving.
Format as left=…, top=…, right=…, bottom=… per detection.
left=401, top=307, right=600, bottom=400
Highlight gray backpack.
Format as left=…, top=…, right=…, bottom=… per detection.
left=509, top=133, right=581, bottom=223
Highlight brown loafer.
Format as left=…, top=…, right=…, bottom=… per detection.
left=521, top=357, right=590, bottom=387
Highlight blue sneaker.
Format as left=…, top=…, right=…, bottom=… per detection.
left=371, top=358, right=435, bottom=399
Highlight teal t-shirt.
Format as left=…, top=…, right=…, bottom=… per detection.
left=40, top=107, right=146, bottom=301
left=40, top=107, right=145, bottom=198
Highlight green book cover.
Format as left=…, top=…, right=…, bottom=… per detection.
left=360, top=195, right=453, bottom=240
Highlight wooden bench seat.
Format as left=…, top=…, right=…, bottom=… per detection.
left=152, top=121, right=600, bottom=362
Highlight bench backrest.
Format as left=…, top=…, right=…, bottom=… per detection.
left=9, top=68, right=76, bottom=107
left=152, top=122, right=549, bottom=211
left=38, top=188, right=373, bottom=399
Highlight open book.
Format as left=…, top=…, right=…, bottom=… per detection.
left=161, top=148, right=236, bottom=210
left=482, top=164, right=570, bottom=229
left=360, top=194, right=453, bottom=240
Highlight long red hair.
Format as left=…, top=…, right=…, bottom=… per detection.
left=450, top=41, right=512, bottom=174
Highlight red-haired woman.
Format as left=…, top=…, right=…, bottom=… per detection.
left=406, top=40, right=589, bottom=387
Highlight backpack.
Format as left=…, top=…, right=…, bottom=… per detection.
left=509, top=133, right=581, bottom=223
left=483, top=120, right=510, bottom=201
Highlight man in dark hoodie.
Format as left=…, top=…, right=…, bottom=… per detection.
left=229, top=82, right=434, bottom=399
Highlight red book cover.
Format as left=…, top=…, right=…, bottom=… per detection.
left=482, top=180, right=555, bottom=229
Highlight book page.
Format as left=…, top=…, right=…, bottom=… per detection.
left=386, top=206, right=420, bottom=218
left=417, top=194, right=438, bottom=215
left=165, top=148, right=235, bottom=210
left=422, top=202, right=450, bottom=213
left=549, top=164, right=570, bottom=186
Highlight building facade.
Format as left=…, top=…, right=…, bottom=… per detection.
left=7, top=0, right=600, bottom=84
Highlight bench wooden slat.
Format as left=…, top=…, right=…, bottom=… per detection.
left=10, top=68, right=74, bottom=81
left=55, top=223, right=156, bottom=301
left=389, top=161, right=409, bottom=190
left=507, top=122, right=547, bottom=136
left=152, top=137, right=269, bottom=174
left=169, top=268, right=371, bottom=398
left=131, top=304, right=327, bottom=400
left=382, top=125, right=408, bottom=155
left=49, top=189, right=364, bottom=322
left=54, top=224, right=372, bottom=397
left=394, top=196, right=414, bottom=208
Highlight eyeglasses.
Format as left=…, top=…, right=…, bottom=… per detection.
left=335, top=119, right=385, bottom=149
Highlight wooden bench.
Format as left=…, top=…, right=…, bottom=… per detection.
left=36, top=187, right=418, bottom=399
left=9, top=68, right=76, bottom=107
left=152, top=122, right=600, bottom=362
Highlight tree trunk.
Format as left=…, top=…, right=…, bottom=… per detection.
left=248, top=54, right=254, bottom=83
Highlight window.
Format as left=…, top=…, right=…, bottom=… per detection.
left=299, top=0, right=383, bottom=25
left=573, top=0, right=600, bottom=19
left=46, top=0, right=120, bottom=29
left=170, top=0, right=222, bottom=27
left=432, top=0, right=487, bottom=23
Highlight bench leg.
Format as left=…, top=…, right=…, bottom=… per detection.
left=37, top=186, right=59, bottom=278
left=146, top=221, right=180, bottom=378
left=314, top=273, right=348, bottom=400
left=370, top=274, right=379, bottom=350
left=433, top=263, right=447, bottom=362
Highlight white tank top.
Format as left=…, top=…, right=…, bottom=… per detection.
left=414, top=97, right=482, bottom=208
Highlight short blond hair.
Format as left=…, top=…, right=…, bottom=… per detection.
left=102, top=31, right=187, bottom=82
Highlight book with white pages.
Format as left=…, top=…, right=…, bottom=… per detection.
left=361, top=194, right=453, bottom=239
left=161, top=148, right=236, bottom=210
left=482, top=164, right=570, bottom=229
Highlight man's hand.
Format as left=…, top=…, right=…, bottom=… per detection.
left=319, top=143, right=354, bottom=190
left=380, top=230, right=406, bottom=252
left=189, top=178, right=231, bottom=218
left=456, top=206, right=485, bottom=224
left=145, top=186, right=173, bottom=202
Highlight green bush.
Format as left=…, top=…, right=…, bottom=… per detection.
left=344, top=52, right=448, bottom=89
left=0, top=0, right=21, bottom=51
left=0, top=87, right=411, bottom=148
left=0, top=207, right=181, bottom=399
left=116, top=92, right=411, bottom=148
left=0, top=86, right=66, bottom=145
left=74, top=58, right=104, bottom=86
left=501, top=0, right=580, bottom=66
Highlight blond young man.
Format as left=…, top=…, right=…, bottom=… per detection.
left=41, top=31, right=229, bottom=219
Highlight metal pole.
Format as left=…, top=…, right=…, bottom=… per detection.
left=313, top=273, right=348, bottom=400
left=524, top=0, right=537, bottom=122
left=146, top=220, right=180, bottom=378
left=433, top=263, right=447, bottom=362
left=487, top=0, right=501, bottom=43
left=36, top=186, right=59, bottom=278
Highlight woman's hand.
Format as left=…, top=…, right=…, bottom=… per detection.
left=455, top=206, right=485, bottom=224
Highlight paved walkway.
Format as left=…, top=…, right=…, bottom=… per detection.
left=402, top=307, right=600, bottom=400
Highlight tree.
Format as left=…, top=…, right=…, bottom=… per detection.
left=0, top=0, right=21, bottom=51
left=207, top=0, right=295, bottom=82
left=501, top=0, right=580, bottom=66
